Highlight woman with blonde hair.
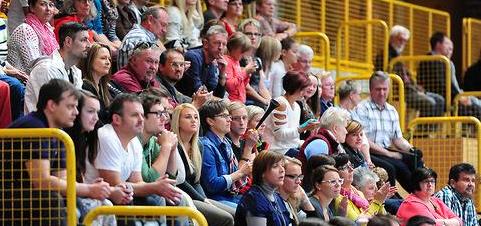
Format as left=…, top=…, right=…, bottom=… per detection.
left=279, top=157, right=315, bottom=225
left=171, top=103, right=235, bottom=226
left=165, top=0, right=204, bottom=49
left=220, top=0, right=243, bottom=36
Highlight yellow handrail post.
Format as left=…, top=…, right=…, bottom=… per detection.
left=0, top=128, right=77, bottom=226
left=336, top=19, right=389, bottom=77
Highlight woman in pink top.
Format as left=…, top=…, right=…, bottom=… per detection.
left=397, top=167, right=461, bottom=226
left=224, top=32, right=256, bottom=103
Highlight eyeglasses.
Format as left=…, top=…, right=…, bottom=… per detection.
left=146, top=110, right=169, bottom=118
left=244, top=32, right=262, bottom=37
left=134, top=41, right=159, bottom=51
left=170, top=61, right=186, bottom=69
left=337, top=163, right=354, bottom=171
left=421, top=179, right=436, bottom=185
left=214, top=113, right=232, bottom=119
left=321, top=178, right=344, bottom=186
left=285, top=174, right=304, bottom=181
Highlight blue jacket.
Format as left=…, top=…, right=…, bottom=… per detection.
left=235, top=185, right=292, bottom=226
left=175, top=48, right=226, bottom=98
left=200, top=130, right=240, bottom=204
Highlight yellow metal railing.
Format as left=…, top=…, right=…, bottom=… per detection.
left=0, top=128, right=76, bottom=226
left=462, top=18, right=481, bottom=76
left=408, top=117, right=481, bottom=207
left=295, top=32, right=330, bottom=70
left=83, top=206, right=208, bottom=226
left=453, top=92, right=481, bottom=117
left=336, top=19, right=389, bottom=77
left=335, top=73, right=405, bottom=131
left=277, top=0, right=449, bottom=70
left=388, top=55, right=452, bottom=116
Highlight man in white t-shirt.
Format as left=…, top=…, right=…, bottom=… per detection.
left=88, top=93, right=183, bottom=209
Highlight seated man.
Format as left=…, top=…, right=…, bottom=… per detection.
left=3, top=79, right=111, bottom=225
left=418, top=32, right=481, bottom=118
left=203, top=0, right=228, bottom=24
left=375, top=25, right=444, bottom=117
left=175, top=25, right=228, bottom=98
left=85, top=93, right=183, bottom=219
left=112, top=42, right=162, bottom=93
left=117, top=6, right=168, bottom=70
left=25, top=22, right=90, bottom=112
left=157, top=49, right=211, bottom=108
left=254, top=0, right=296, bottom=40
left=320, top=73, right=335, bottom=116
left=435, top=163, right=478, bottom=226
left=352, top=71, right=424, bottom=193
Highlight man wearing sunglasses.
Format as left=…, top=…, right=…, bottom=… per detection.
left=112, top=41, right=162, bottom=93
left=117, top=6, right=169, bottom=70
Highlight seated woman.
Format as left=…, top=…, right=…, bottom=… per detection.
left=64, top=90, right=123, bottom=224
left=227, top=102, right=258, bottom=162
left=7, top=0, right=59, bottom=73
left=225, top=32, right=256, bottom=103
left=269, top=37, right=298, bottom=98
left=165, top=0, right=203, bottom=49
left=342, top=120, right=373, bottom=169
left=298, top=107, right=350, bottom=167
left=353, top=167, right=400, bottom=215
left=264, top=71, right=318, bottom=156
left=55, top=0, right=119, bottom=52
left=199, top=99, right=252, bottom=208
left=309, top=165, right=342, bottom=221
left=245, top=34, right=278, bottom=108
left=397, top=167, right=461, bottom=226
left=171, top=103, right=236, bottom=225
left=254, top=0, right=296, bottom=40
left=78, top=43, right=117, bottom=123
left=235, top=151, right=292, bottom=226
left=220, top=0, right=243, bottom=36
left=298, top=73, right=321, bottom=140
left=332, top=153, right=390, bottom=223
left=245, top=105, right=268, bottom=153
left=278, top=157, right=315, bottom=224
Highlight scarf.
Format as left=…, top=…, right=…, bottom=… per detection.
left=25, top=13, right=59, bottom=56
left=340, top=186, right=370, bottom=210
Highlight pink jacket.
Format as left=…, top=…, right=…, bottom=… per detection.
left=397, top=194, right=462, bottom=226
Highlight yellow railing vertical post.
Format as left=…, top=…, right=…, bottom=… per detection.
left=296, top=0, right=301, bottom=29
left=321, top=0, right=326, bottom=32
left=366, top=0, right=373, bottom=66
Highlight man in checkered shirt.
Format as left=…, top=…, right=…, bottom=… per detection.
left=435, top=163, right=478, bottom=226
left=352, top=71, right=424, bottom=193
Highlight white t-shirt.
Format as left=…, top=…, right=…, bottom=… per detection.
left=85, top=124, right=143, bottom=183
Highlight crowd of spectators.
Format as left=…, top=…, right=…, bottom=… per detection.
left=0, top=0, right=479, bottom=226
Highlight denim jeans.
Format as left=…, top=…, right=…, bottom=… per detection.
left=0, top=74, right=25, bottom=120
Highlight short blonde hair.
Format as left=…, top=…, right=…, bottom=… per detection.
left=227, top=32, right=253, bottom=53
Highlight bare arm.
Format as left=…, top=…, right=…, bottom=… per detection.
left=27, top=160, right=110, bottom=199
left=391, top=137, right=412, bottom=153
